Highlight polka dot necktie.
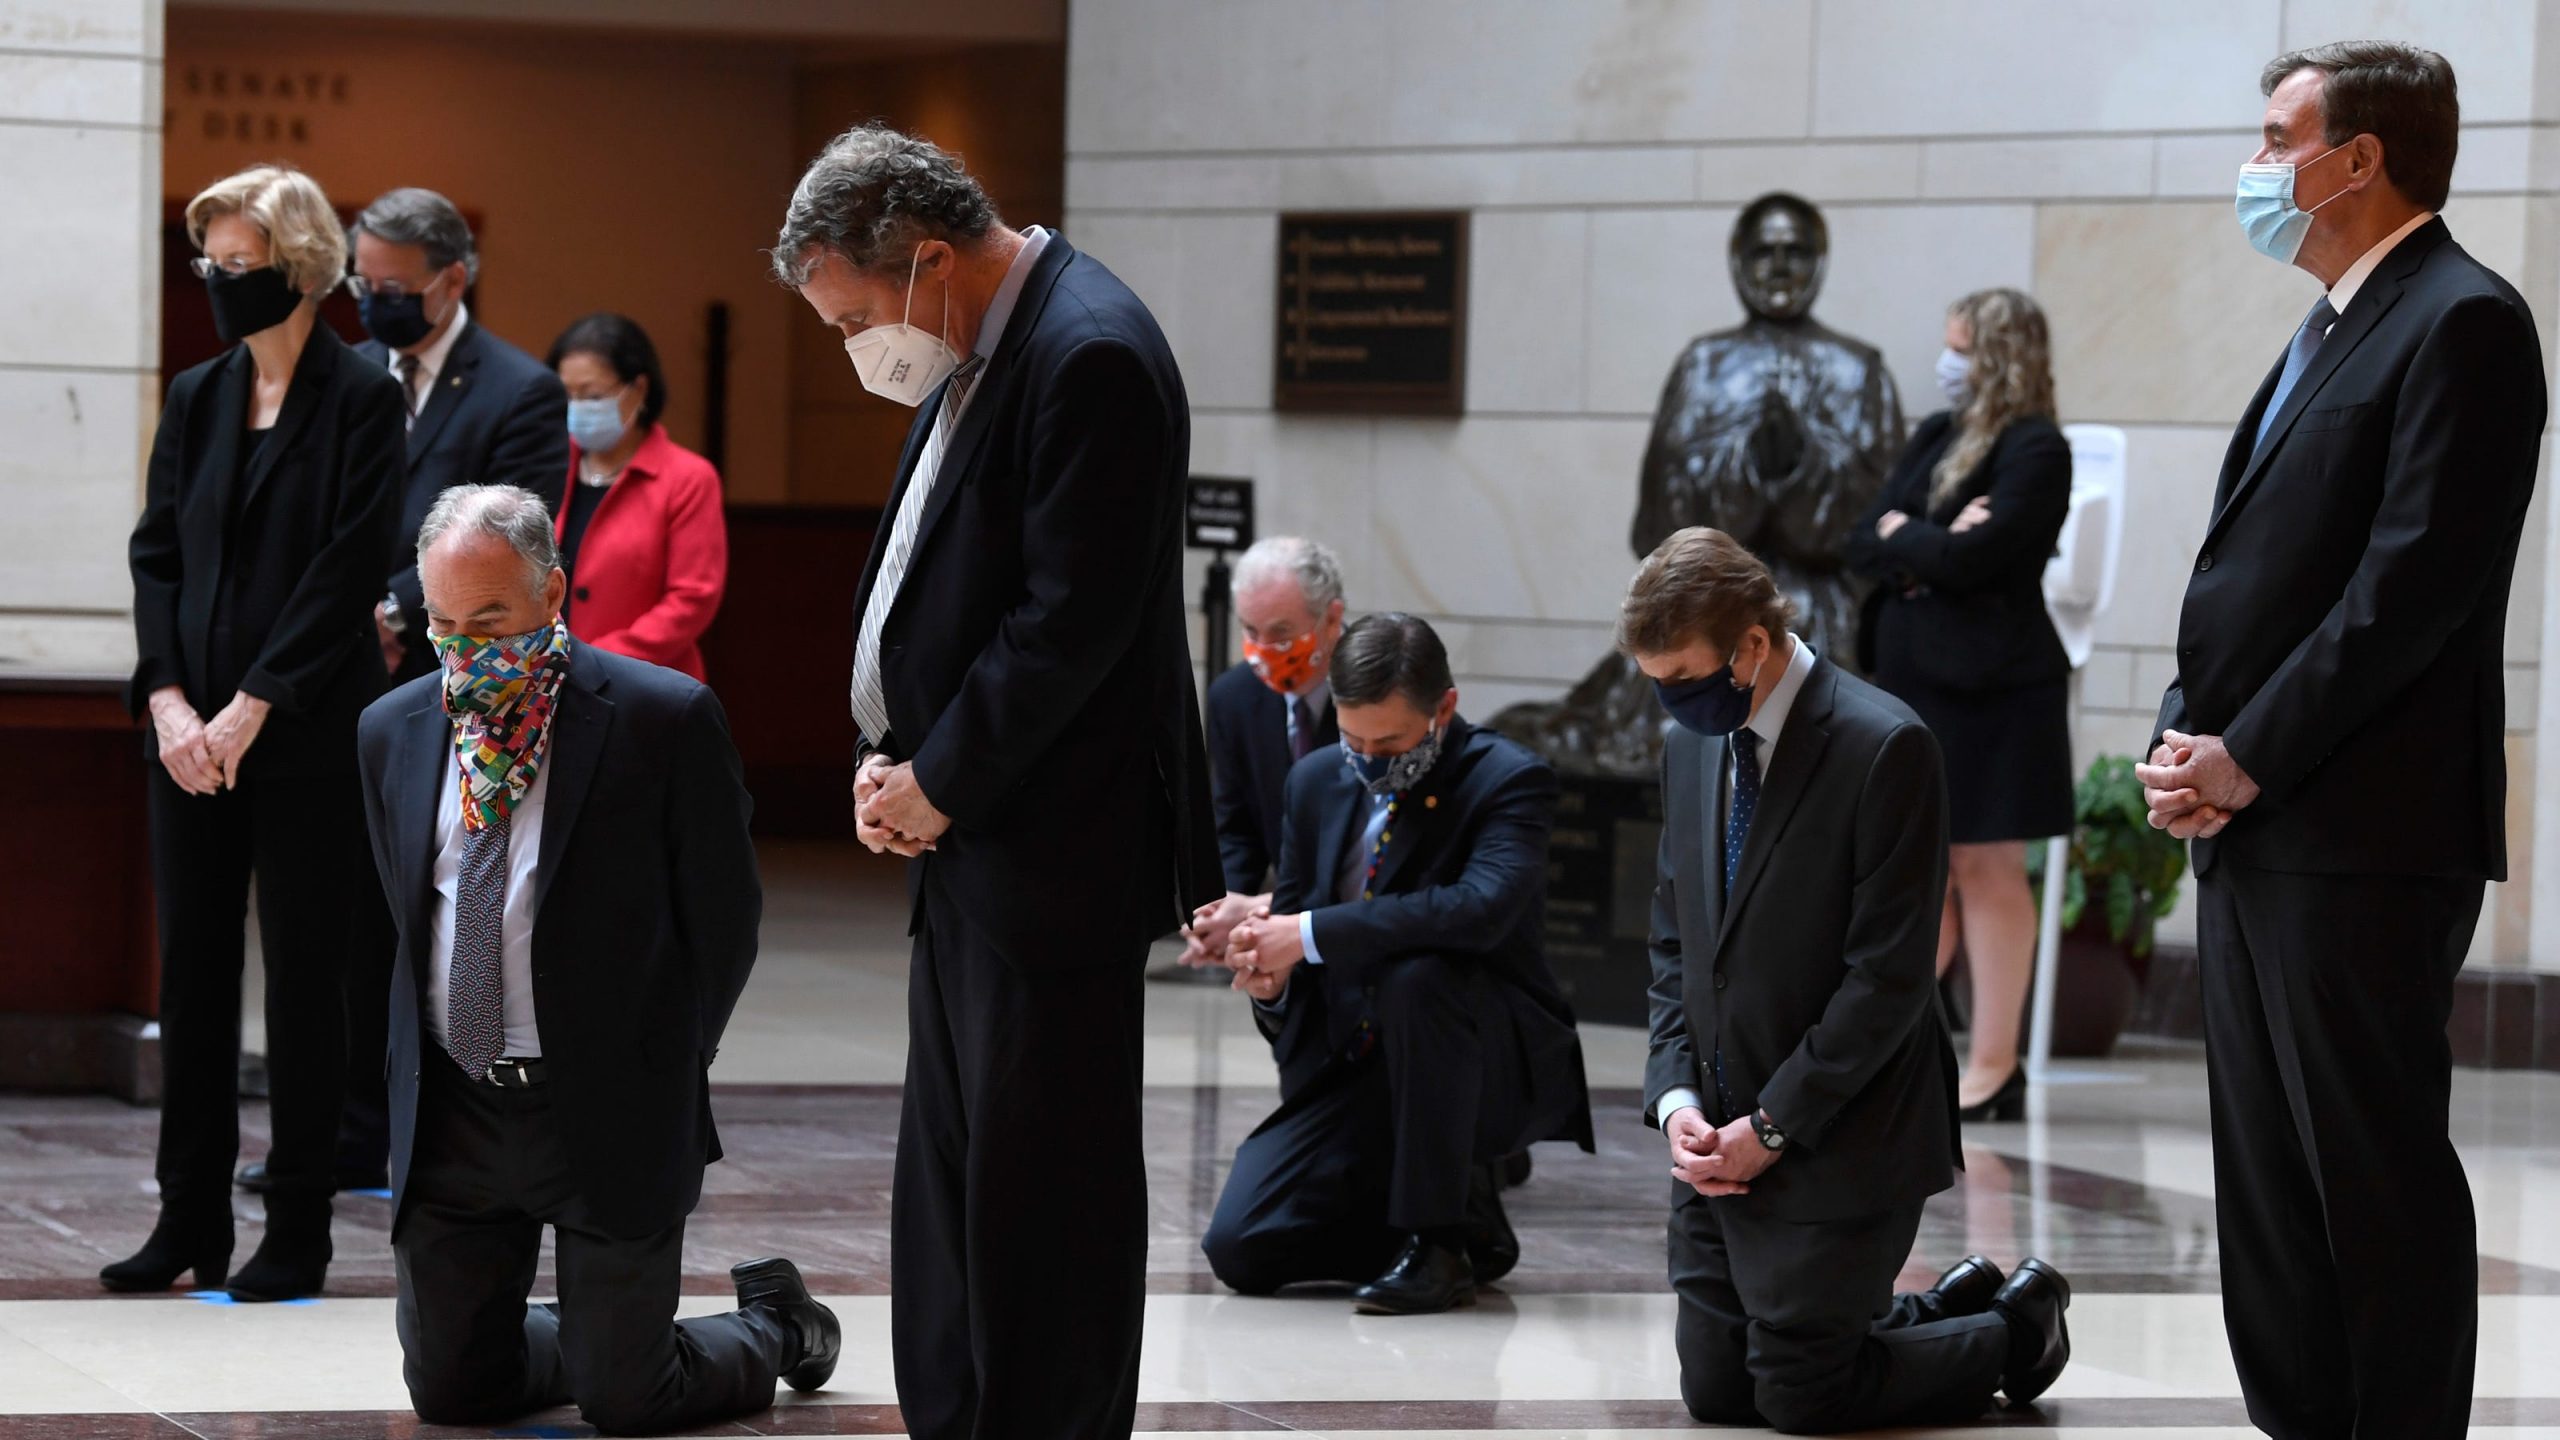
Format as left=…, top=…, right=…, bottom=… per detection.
left=1724, top=729, right=1761, bottom=900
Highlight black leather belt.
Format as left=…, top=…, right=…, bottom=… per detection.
left=483, top=1056, right=548, bottom=1089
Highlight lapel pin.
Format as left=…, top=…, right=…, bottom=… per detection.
left=1425, top=795, right=1439, bottom=809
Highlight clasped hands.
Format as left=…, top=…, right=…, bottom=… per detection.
left=1182, top=891, right=1304, bottom=1003
left=2134, top=730, right=2260, bottom=841
left=853, top=752, right=951, bottom=857
left=1663, top=1106, right=1780, bottom=1198
left=1875, top=495, right=1993, bottom=543
left=149, top=684, right=268, bottom=796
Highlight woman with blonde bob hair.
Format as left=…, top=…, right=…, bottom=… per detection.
left=1846, top=287, right=2074, bottom=1123
left=112, top=163, right=406, bottom=1301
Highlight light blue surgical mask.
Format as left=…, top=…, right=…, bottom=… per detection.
left=566, top=391, right=629, bottom=454
left=1934, top=347, right=1971, bottom=410
left=2236, top=143, right=2349, bottom=265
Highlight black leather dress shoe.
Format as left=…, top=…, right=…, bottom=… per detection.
left=235, top=1161, right=389, bottom=1195
left=1918, top=1254, right=2005, bottom=1322
left=1351, top=1236, right=1477, bottom=1316
left=733, top=1257, right=841, bottom=1393
left=1498, top=1150, right=1533, bottom=1188
left=1990, top=1257, right=2071, bottom=1404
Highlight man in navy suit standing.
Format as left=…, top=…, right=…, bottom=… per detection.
left=2140, top=43, right=2545, bottom=1438
left=775, top=125, right=1222, bottom=1440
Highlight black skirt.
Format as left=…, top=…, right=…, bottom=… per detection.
left=1872, top=667, right=2074, bottom=844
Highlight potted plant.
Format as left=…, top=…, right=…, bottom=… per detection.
left=2019, top=754, right=2192, bottom=1055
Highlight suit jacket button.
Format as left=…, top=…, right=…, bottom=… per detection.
left=2196, top=553, right=2214, bottom=572
left=1713, top=973, right=1727, bottom=990
left=574, top=585, right=591, bottom=600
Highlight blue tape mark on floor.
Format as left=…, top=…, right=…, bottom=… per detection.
left=185, top=1290, right=318, bottom=1305
left=349, top=1188, right=395, bottom=1198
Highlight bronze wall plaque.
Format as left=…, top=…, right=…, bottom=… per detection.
left=1274, top=210, right=1468, bottom=415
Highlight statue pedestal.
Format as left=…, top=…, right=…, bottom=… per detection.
left=1542, top=772, right=1663, bottom=1028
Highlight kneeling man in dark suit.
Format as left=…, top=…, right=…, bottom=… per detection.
left=1624, top=527, right=2069, bottom=1433
left=1208, top=613, right=1594, bottom=1315
left=358, top=484, right=838, bottom=1434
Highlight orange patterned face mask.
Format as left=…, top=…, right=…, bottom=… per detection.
left=1243, top=630, right=1322, bottom=695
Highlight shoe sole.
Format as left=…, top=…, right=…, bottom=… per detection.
left=1353, top=1287, right=1478, bottom=1316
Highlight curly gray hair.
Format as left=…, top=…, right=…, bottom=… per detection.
left=770, top=124, right=999, bottom=287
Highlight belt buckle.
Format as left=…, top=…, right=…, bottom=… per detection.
left=485, top=1059, right=520, bottom=1088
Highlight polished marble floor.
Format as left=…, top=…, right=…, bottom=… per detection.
left=4, top=843, right=2557, bottom=1437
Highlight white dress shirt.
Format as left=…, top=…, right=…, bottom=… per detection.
left=2325, top=210, right=2435, bottom=324
left=426, top=757, right=548, bottom=1060
left=849, top=227, right=1054, bottom=745
left=388, top=298, right=470, bottom=422
left=1661, top=636, right=1815, bottom=1127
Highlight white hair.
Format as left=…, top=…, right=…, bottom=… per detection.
left=1230, top=536, right=1344, bottom=614
left=417, top=484, right=559, bottom=597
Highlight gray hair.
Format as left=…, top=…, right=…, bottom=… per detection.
left=351, top=187, right=479, bottom=283
left=1231, top=536, right=1345, bottom=614
left=417, top=484, right=558, bottom=596
left=770, top=124, right=998, bottom=287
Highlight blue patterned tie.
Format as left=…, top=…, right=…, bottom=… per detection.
left=2254, top=297, right=2338, bottom=453
left=446, top=808, right=509, bottom=1077
left=1711, top=729, right=1761, bottom=1120
left=1724, top=730, right=1761, bottom=899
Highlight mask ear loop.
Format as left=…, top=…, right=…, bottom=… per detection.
left=2292, top=142, right=2355, bottom=214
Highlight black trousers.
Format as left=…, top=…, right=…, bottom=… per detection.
left=2198, top=863, right=2483, bottom=1440
left=147, top=765, right=356, bottom=1215
left=335, top=880, right=396, bottom=1176
left=1671, top=1195, right=2010, bottom=1434
left=1201, top=955, right=1530, bottom=1291
left=892, top=886, right=1150, bottom=1440
left=395, top=1055, right=790, bottom=1435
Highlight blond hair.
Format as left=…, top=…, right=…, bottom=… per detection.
left=1932, top=288, right=2057, bottom=508
left=184, top=164, right=347, bottom=296
left=1616, top=527, right=1797, bottom=658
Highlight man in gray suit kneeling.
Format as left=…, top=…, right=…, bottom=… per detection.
left=1622, top=526, right=2068, bottom=1433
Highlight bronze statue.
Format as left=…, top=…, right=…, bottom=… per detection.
left=1495, top=192, right=1904, bottom=776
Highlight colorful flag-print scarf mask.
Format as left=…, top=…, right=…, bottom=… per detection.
left=435, top=618, right=572, bottom=832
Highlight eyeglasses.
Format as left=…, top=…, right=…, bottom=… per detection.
left=344, top=272, right=442, bottom=302
left=188, top=256, right=263, bottom=279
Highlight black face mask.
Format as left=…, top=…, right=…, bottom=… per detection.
left=204, top=265, right=304, bottom=343
left=358, top=287, right=434, bottom=349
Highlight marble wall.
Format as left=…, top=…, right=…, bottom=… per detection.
left=0, top=0, right=162, bottom=675
left=1064, top=0, right=2560, bottom=964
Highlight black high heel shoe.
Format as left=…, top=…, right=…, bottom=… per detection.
left=100, top=1215, right=234, bottom=1293
left=1957, top=1067, right=2027, bottom=1124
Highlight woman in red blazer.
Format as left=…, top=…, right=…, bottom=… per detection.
left=546, top=313, right=728, bottom=680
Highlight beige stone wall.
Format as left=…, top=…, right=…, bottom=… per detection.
left=1065, top=0, right=2560, bottom=964
left=0, top=0, right=163, bottom=673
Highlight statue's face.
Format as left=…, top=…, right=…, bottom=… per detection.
left=1730, top=207, right=1826, bottom=323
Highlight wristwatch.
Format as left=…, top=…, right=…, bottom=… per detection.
left=1750, top=1109, right=1788, bottom=1152
left=380, top=591, right=403, bottom=628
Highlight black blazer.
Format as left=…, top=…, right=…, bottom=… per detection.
left=1206, top=661, right=1338, bottom=892
left=128, top=323, right=406, bottom=775
left=360, top=646, right=761, bottom=1241
left=1846, top=411, right=2072, bottom=692
left=854, top=235, right=1223, bottom=965
left=2154, top=219, right=2547, bottom=880
left=1271, top=717, right=1594, bottom=1150
left=1645, top=656, right=1960, bottom=1221
left=359, top=319, right=570, bottom=679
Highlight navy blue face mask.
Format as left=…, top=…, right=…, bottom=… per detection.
left=1654, top=665, right=1754, bottom=737
left=358, top=287, right=434, bottom=349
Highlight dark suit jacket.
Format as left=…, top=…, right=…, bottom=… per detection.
left=360, top=319, right=570, bottom=679
left=358, top=646, right=761, bottom=1240
left=129, top=323, right=406, bottom=775
left=1269, top=718, right=1594, bottom=1151
left=2153, top=219, right=2547, bottom=879
left=1645, top=656, right=1960, bottom=1221
left=1206, top=661, right=1338, bottom=892
left=1846, top=411, right=2073, bottom=691
left=853, top=235, right=1223, bottom=965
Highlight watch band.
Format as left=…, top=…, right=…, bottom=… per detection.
left=1751, top=1109, right=1788, bottom=1150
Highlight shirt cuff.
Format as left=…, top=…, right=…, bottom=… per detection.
left=1298, top=911, right=1324, bottom=965
left=1657, top=1087, right=1705, bottom=1128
